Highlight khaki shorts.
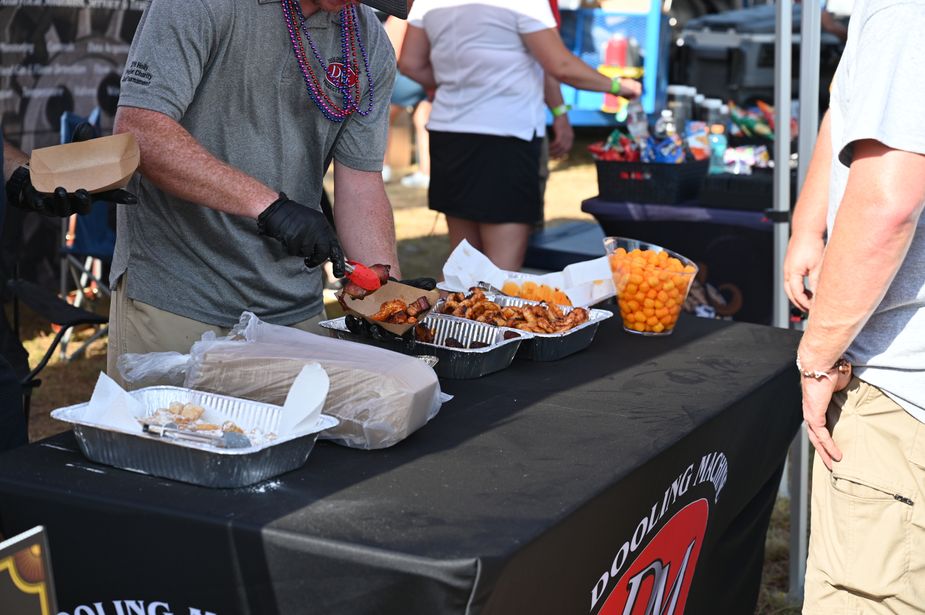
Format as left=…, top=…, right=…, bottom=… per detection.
left=804, top=377, right=925, bottom=614
left=106, top=276, right=325, bottom=388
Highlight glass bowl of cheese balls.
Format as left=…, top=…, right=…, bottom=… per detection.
left=604, top=236, right=698, bottom=336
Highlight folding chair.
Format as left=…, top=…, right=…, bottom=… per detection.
left=7, top=278, right=107, bottom=422
left=57, top=110, right=115, bottom=360
left=1, top=125, right=109, bottom=423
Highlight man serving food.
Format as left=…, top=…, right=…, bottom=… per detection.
left=109, top=0, right=414, bottom=381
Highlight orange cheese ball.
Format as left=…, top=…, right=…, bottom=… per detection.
left=608, top=246, right=696, bottom=334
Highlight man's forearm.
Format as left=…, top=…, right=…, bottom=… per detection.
left=800, top=142, right=925, bottom=368
left=332, top=164, right=401, bottom=279
left=113, top=107, right=277, bottom=218
left=791, top=111, right=832, bottom=240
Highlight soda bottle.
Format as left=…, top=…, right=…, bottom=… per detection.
left=708, top=124, right=728, bottom=174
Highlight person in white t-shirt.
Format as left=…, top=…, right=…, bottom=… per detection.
left=398, top=0, right=640, bottom=270
left=783, top=0, right=925, bottom=611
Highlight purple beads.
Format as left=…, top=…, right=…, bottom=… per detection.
left=282, top=0, right=375, bottom=122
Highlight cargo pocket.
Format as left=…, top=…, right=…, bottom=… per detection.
left=828, top=472, right=912, bottom=598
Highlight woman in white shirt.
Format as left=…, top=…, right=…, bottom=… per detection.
left=399, top=0, right=640, bottom=270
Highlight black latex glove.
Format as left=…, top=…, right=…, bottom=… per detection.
left=5, top=167, right=138, bottom=217
left=5, top=121, right=138, bottom=218
left=388, top=276, right=437, bottom=291
left=257, top=192, right=345, bottom=277
left=344, top=313, right=415, bottom=347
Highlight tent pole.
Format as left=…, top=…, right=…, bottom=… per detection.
left=774, top=0, right=792, bottom=332
left=786, top=0, right=821, bottom=606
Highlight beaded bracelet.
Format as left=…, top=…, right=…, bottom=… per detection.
left=795, top=355, right=851, bottom=380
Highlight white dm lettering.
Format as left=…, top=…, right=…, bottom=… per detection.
left=621, top=540, right=696, bottom=615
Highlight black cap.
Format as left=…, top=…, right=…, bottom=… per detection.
left=361, top=0, right=408, bottom=19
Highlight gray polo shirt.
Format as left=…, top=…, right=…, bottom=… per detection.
left=828, top=0, right=925, bottom=421
left=113, top=0, right=395, bottom=326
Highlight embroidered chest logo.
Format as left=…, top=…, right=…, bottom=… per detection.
left=324, top=60, right=359, bottom=90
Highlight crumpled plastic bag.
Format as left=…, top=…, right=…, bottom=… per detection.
left=117, top=312, right=447, bottom=449
left=117, top=351, right=188, bottom=388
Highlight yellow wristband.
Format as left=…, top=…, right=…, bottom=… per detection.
left=550, top=103, right=571, bottom=118
left=610, top=76, right=622, bottom=95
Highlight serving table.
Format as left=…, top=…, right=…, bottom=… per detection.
left=0, top=313, right=801, bottom=615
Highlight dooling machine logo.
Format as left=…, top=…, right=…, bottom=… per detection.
left=596, top=499, right=708, bottom=615
left=590, top=451, right=728, bottom=615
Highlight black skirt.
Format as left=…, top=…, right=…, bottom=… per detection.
left=428, top=130, right=542, bottom=224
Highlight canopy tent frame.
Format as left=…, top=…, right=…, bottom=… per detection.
left=774, top=0, right=822, bottom=603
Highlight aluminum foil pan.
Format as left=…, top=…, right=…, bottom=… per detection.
left=435, top=293, right=614, bottom=361
left=318, top=313, right=529, bottom=379
left=50, top=386, right=338, bottom=488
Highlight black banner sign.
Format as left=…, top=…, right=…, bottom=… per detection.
left=0, top=1, right=148, bottom=150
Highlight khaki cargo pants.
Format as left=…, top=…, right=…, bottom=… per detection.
left=106, top=276, right=325, bottom=389
left=804, top=377, right=925, bottom=614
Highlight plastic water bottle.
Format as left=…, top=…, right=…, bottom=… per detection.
left=626, top=99, right=649, bottom=142
left=708, top=124, right=727, bottom=174
left=654, top=109, right=677, bottom=139
left=719, top=103, right=731, bottom=131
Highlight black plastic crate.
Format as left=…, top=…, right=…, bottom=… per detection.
left=595, top=159, right=708, bottom=204
left=699, top=170, right=796, bottom=212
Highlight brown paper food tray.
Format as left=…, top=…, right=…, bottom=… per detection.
left=29, top=132, right=140, bottom=194
left=338, top=281, right=440, bottom=336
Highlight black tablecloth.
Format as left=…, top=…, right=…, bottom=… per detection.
left=0, top=315, right=801, bottom=615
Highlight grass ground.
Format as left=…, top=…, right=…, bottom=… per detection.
left=18, top=129, right=800, bottom=613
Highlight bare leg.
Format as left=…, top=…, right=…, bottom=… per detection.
left=412, top=101, right=432, bottom=176
left=480, top=222, right=532, bottom=270
left=446, top=215, right=483, bottom=253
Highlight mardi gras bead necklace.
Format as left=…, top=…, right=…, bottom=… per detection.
left=281, top=0, right=375, bottom=122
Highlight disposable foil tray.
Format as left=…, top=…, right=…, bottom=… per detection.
left=50, top=386, right=338, bottom=488
left=318, top=313, right=530, bottom=379
left=436, top=293, right=614, bottom=361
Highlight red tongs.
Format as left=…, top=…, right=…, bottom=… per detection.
left=344, top=260, right=389, bottom=292
left=339, top=261, right=392, bottom=301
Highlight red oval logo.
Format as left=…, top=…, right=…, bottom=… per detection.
left=598, top=499, right=708, bottom=615
left=325, top=61, right=358, bottom=88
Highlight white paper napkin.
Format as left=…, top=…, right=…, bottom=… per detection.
left=83, top=372, right=145, bottom=434
left=441, top=239, right=507, bottom=291
left=278, top=363, right=329, bottom=436
left=560, top=256, right=616, bottom=306
left=441, top=240, right=616, bottom=307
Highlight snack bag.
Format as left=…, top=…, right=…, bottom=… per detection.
left=653, top=135, right=685, bottom=164
left=685, top=121, right=710, bottom=161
